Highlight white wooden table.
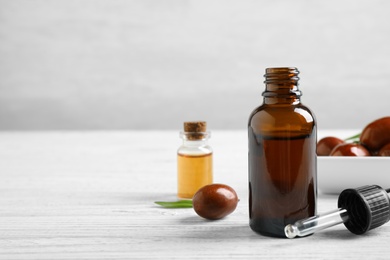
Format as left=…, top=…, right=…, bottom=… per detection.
left=0, top=131, right=389, bottom=259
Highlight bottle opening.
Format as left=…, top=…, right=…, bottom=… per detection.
left=264, top=67, right=299, bottom=84
left=263, top=67, right=301, bottom=97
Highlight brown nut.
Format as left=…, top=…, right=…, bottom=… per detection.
left=360, top=117, right=390, bottom=153
left=330, top=143, right=370, bottom=156
left=317, top=136, right=344, bottom=156
left=192, top=184, right=238, bottom=220
left=379, top=143, right=390, bottom=156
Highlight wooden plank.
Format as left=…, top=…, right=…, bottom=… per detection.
left=0, top=131, right=389, bottom=259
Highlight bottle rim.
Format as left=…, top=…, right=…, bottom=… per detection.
left=180, top=131, right=210, bottom=141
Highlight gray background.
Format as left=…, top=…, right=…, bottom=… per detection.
left=1, top=0, right=389, bottom=131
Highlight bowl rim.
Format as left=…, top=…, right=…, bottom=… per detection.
left=318, top=156, right=390, bottom=160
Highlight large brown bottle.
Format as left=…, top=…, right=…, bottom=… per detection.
left=248, top=67, right=317, bottom=237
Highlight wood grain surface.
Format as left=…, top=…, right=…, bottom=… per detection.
left=0, top=131, right=389, bottom=259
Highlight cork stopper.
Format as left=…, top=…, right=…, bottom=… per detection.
left=183, top=121, right=208, bottom=140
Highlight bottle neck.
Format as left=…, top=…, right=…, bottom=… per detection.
left=180, top=131, right=210, bottom=146
left=182, top=139, right=208, bottom=147
left=262, top=67, right=302, bottom=105
left=263, top=96, right=301, bottom=105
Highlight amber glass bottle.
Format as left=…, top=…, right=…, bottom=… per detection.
left=248, top=67, right=317, bottom=237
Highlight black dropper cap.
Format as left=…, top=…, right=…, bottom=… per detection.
left=338, top=185, right=390, bottom=235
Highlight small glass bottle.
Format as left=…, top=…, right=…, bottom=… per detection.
left=177, top=121, right=213, bottom=199
left=248, top=67, right=317, bottom=237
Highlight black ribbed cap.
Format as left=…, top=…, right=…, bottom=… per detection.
left=338, top=185, right=390, bottom=235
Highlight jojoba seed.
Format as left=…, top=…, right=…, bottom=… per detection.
left=317, top=136, right=344, bottom=156
left=379, top=143, right=390, bottom=156
left=360, top=117, right=390, bottom=153
left=330, top=143, right=370, bottom=156
left=192, top=184, right=238, bottom=220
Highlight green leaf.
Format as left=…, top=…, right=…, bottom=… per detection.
left=154, top=200, right=193, bottom=208
left=344, top=133, right=361, bottom=142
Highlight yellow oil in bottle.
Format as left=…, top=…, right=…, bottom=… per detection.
left=177, top=152, right=213, bottom=199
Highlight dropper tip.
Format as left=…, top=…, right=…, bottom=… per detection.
left=284, top=224, right=298, bottom=239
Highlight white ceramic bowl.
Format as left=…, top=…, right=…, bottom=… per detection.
left=318, top=156, right=390, bottom=194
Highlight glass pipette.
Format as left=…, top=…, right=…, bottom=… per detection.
left=285, top=185, right=390, bottom=238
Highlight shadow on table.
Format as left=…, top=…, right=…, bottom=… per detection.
left=317, top=228, right=374, bottom=240
left=177, top=216, right=280, bottom=241
left=177, top=215, right=375, bottom=242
